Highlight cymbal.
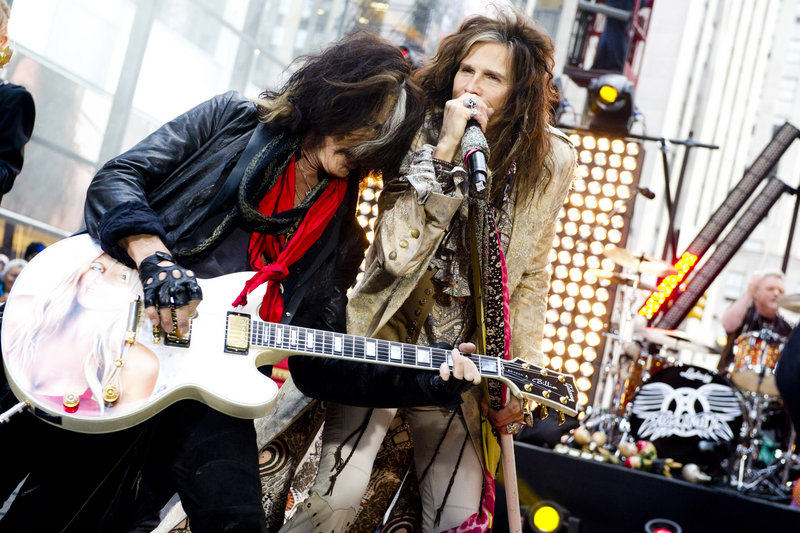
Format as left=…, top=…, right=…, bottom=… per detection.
left=639, top=327, right=720, bottom=354
left=603, top=245, right=678, bottom=276
left=777, top=293, right=800, bottom=313
left=586, top=269, right=658, bottom=292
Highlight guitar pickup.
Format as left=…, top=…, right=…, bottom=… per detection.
left=225, top=312, right=250, bottom=354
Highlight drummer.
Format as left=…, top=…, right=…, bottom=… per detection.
left=717, top=271, right=793, bottom=372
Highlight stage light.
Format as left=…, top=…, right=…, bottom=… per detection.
left=527, top=501, right=567, bottom=533
left=587, top=73, right=636, bottom=135
left=644, top=518, right=682, bottom=533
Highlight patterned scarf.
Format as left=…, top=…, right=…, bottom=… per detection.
left=444, top=169, right=512, bottom=533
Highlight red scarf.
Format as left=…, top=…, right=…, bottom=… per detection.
left=231, top=154, right=347, bottom=322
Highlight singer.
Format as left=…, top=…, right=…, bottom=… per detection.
left=281, top=8, right=576, bottom=532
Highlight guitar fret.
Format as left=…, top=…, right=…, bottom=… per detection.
left=353, top=336, right=365, bottom=359
left=290, top=327, right=298, bottom=346
left=343, top=335, right=354, bottom=359
left=402, top=344, right=416, bottom=366
left=431, top=348, right=448, bottom=368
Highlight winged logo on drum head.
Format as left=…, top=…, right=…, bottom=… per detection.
left=631, top=381, right=743, bottom=442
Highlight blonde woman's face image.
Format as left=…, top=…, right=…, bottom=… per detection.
left=76, top=254, right=133, bottom=311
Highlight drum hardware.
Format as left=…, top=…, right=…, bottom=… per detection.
left=602, top=245, right=679, bottom=277
left=586, top=269, right=659, bottom=292
left=639, top=327, right=721, bottom=355
left=731, top=392, right=797, bottom=498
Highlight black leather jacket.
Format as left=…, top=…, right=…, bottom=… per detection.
left=0, top=81, right=35, bottom=199
left=84, top=91, right=366, bottom=333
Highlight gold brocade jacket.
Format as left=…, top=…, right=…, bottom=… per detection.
left=345, top=124, right=576, bottom=463
left=347, top=125, right=577, bottom=364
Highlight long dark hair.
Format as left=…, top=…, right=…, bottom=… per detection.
left=417, top=9, right=559, bottom=205
left=258, top=31, right=424, bottom=176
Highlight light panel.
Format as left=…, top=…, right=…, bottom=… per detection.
left=542, top=132, right=644, bottom=408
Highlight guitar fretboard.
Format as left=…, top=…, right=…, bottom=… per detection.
left=248, top=321, right=502, bottom=378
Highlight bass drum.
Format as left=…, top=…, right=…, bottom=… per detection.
left=628, top=365, right=744, bottom=475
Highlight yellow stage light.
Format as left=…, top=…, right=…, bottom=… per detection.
left=565, top=358, right=580, bottom=373
left=531, top=503, right=563, bottom=533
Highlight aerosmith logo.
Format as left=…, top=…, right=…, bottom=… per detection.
left=630, top=376, right=743, bottom=442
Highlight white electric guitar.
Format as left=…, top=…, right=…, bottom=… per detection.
left=0, top=235, right=577, bottom=433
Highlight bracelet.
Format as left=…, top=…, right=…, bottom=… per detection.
left=432, top=157, right=454, bottom=169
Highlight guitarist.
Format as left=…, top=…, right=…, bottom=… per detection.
left=280, top=8, right=578, bottom=533
left=0, top=33, right=457, bottom=533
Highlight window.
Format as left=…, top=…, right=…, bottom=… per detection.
left=787, top=39, right=800, bottom=64
left=778, top=77, right=798, bottom=102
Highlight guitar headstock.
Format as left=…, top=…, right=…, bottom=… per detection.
left=500, top=357, right=578, bottom=418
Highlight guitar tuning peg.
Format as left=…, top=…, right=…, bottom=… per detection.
left=557, top=411, right=566, bottom=426
left=539, top=406, right=549, bottom=420
left=558, top=375, right=566, bottom=383
left=522, top=398, right=534, bottom=414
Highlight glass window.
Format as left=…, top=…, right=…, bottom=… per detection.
left=133, top=8, right=241, bottom=122
left=723, top=272, right=745, bottom=300
left=787, top=39, right=800, bottom=64
left=4, top=54, right=111, bottom=162
left=1, top=142, right=96, bottom=232
left=778, top=77, right=797, bottom=102
left=11, top=0, right=134, bottom=93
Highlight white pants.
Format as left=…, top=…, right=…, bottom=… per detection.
left=280, top=404, right=483, bottom=532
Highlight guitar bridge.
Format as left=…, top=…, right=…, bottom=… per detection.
left=225, top=311, right=250, bottom=354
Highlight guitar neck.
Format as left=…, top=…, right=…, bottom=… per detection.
left=245, top=319, right=503, bottom=379
left=227, top=313, right=578, bottom=417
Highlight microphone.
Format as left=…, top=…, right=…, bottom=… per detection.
left=461, top=119, right=489, bottom=192
left=635, top=186, right=655, bottom=199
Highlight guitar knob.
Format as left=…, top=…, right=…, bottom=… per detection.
left=62, top=391, right=80, bottom=412
left=103, top=385, right=120, bottom=404
left=539, top=406, right=549, bottom=420
left=542, top=390, right=551, bottom=399
left=560, top=396, right=568, bottom=405
left=522, top=362, right=531, bottom=369
left=524, top=384, right=532, bottom=392
left=557, top=411, right=566, bottom=426
left=558, top=375, right=566, bottom=383
left=540, top=368, right=549, bottom=377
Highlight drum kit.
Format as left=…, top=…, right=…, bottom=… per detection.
left=580, top=245, right=798, bottom=499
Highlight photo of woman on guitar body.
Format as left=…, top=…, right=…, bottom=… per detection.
left=3, top=244, right=159, bottom=416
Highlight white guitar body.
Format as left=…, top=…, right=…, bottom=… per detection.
left=2, top=235, right=577, bottom=434
left=2, top=235, right=279, bottom=433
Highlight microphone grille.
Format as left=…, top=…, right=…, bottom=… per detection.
left=461, top=120, right=489, bottom=154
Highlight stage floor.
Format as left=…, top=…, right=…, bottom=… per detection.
left=499, top=442, right=800, bottom=533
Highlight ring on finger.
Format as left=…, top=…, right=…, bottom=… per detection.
left=506, top=422, right=520, bottom=434
left=463, top=98, right=477, bottom=110
left=469, top=107, right=477, bottom=118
